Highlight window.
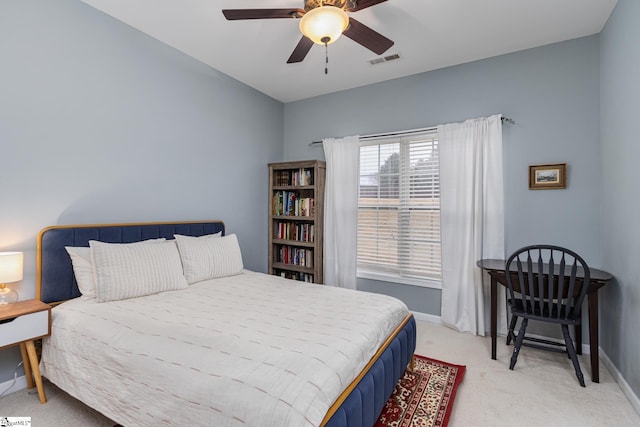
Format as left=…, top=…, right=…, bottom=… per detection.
left=357, top=131, right=441, bottom=288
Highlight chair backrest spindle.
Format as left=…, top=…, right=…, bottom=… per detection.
left=537, top=249, right=545, bottom=313
left=557, top=253, right=566, bottom=318
left=547, top=250, right=555, bottom=314
left=567, top=261, right=579, bottom=317
left=526, top=254, right=535, bottom=312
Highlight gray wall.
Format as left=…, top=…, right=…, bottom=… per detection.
left=284, top=36, right=602, bottom=317
left=600, top=0, right=640, bottom=398
left=0, top=0, right=283, bottom=382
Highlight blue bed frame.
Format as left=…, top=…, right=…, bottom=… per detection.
left=36, top=220, right=416, bottom=427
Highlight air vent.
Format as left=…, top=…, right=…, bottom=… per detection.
left=369, top=53, right=401, bottom=65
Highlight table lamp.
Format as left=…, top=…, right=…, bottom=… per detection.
left=0, top=251, right=23, bottom=305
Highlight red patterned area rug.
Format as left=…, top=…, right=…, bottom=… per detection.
left=375, top=354, right=466, bottom=427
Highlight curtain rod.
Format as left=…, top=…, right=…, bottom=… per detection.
left=308, top=116, right=515, bottom=147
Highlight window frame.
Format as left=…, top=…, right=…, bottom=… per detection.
left=356, top=131, right=442, bottom=290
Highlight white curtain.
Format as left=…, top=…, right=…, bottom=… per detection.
left=438, top=115, right=505, bottom=335
left=323, top=136, right=360, bottom=289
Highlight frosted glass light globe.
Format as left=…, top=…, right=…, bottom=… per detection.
left=299, top=6, right=349, bottom=45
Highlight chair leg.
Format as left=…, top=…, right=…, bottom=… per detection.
left=506, top=314, right=518, bottom=345
left=510, top=318, right=528, bottom=370
left=562, top=324, right=585, bottom=387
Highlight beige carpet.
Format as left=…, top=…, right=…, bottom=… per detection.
left=1, top=320, right=639, bottom=426
left=415, top=321, right=640, bottom=427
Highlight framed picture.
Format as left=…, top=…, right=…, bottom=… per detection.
left=529, top=163, right=567, bottom=189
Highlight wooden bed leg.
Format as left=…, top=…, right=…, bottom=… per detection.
left=410, top=355, right=415, bottom=371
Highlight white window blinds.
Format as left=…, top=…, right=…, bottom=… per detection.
left=357, top=131, right=442, bottom=286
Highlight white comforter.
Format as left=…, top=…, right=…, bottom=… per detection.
left=41, top=271, right=409, bottom=427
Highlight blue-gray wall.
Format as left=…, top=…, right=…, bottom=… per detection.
left=600, top=0, right=640, bottom=399
left=0, top=0, right=283, bottom=382
left=284, top=36, right=603, bottom=317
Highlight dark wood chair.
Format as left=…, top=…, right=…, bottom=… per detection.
left=505, top=245, right=590, bottom=387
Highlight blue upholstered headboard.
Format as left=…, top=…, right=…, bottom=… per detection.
left=36, top=220, right=225, bottom=304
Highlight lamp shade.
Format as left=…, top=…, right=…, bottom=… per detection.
left=0, top=252, right=23, bottom=283
left=299, top=6, right=349, bottom=45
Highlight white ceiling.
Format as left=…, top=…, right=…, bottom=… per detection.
left=80, top=0, right=617, bottom=103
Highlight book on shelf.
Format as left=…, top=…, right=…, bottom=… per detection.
left=272, top=191, right=314, bottom=217
left=277, top=245, right=313, bottom=268
left=274, top=168, right=314, bottom=187
left=275, top=222, right=315, bottom=242
left=278, top=270, right=314, bottom=282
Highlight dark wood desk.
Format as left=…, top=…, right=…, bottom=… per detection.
left=477, top=258, right=612, bottom=383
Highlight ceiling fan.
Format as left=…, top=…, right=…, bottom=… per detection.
left=222, top=0, right=394, bottom=64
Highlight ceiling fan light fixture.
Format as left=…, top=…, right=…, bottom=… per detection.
left=299, top=6, right=349, bottom=45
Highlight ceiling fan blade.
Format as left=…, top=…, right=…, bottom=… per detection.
left=346, top=0, right=388, bottom=12
left=342, top=18, right=394, bottom=55
left=222, top=9, right=304, bottom=20
left=287, top=36, right=314, bottom=63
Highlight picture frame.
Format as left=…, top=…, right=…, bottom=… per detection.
left=529, top=163, right=567, bottom=190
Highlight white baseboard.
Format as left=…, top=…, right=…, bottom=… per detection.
left=411, top=310, right=442, bottom=324
left=0, top=374, right=26, bottom=396
left=600, top=350, right=640, bottom=417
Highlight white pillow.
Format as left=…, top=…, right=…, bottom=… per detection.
left=65, top=238, right=166, bottom=300
left=65, top=246, right=95, bottom=300
left=90, top=239, right=187, bottom=302
left=174, top=233, right=244, bottom=284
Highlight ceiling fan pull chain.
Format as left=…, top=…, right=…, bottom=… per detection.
left=324, top=39, right=329, bottom=74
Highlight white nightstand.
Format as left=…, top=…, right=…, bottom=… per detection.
left=0, top=299, right=51, bottom=403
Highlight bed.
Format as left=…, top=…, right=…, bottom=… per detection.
left=36, top=220, right=416, bottom=427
